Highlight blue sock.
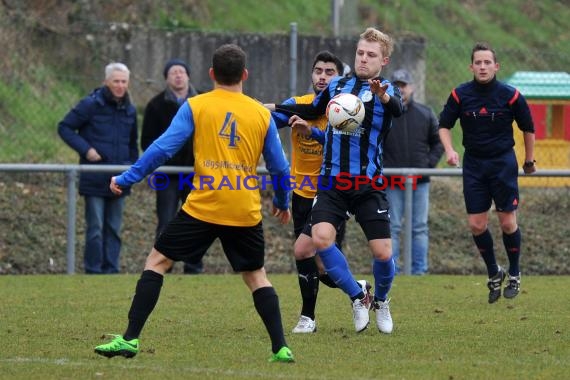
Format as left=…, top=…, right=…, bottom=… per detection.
left=373, top=257, right=395, bottom=301
left=317, top=244, right=361, bottom=299
left=473, top=229, right=498, bottom=277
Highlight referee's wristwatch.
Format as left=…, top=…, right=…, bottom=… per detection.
left=523, top=160, right=536, bottom=168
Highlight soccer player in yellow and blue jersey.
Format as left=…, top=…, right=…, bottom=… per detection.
left=94, top=44, right=294, bottom=363
left=271, top=51, right=349, bottom=334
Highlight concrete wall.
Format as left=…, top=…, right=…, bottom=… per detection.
left=93, top=26, right=427, bottom=106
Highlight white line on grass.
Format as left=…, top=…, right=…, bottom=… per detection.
left=1, top=357, right=358, bottom=380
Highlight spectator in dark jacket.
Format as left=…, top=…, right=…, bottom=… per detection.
left=383, top=69, right=444, bottom=275
left=141, top=58, right=203, bottom=274
left=58, top=62, right=138, bottom=274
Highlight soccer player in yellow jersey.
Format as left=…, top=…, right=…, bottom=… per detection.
left=94, top=44, right=294, bottom=363
left=269, top=51, right=349, bottom=334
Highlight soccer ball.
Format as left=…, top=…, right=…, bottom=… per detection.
left=326, top=93, right=365, bottom=132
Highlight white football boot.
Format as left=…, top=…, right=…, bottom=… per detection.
left=373, top=298, right=393, bottom=334
left=352, top=280, right=372, bottom=332
left=292, top=315, right=316, bottom=333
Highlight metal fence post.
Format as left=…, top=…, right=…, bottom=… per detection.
left=289, top=22, right=297, bottom=98
left=278, top=22, right=297, bottom=162
left=65, top=168, right=77, bottom=274
left=402, top=175, right=414, bottom=275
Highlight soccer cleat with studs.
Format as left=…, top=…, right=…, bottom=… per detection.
left=292, top=315, right=316, bottom=333
left=504, top=273, right=521, bottom=299
left=94, top=334, right=139, bottom=358
left=373, top=298, right=393, bottom=334
left=487, top=266, right=506, bottom=304
left=269, top=346, right=295, bottom=363
left=352, top=280, right=372, bottom=332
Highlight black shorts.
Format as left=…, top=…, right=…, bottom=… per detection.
left=310, top=176, right=391, bottom=240
left=463, top=150, right=519, bottom=213
left=292, top=192, right=346, bottom=245
left=155, top=210, right=265, bottom=272
left=292, top=192, right=316, bottom=238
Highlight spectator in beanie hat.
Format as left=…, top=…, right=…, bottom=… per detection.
left=163, top=58, right=191, bottom=79
left=142, top=58, right=203, bottom=274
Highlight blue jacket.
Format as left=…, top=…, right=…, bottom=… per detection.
left=58, top=86, right=139, bottom=197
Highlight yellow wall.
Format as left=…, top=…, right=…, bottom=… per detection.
left=514, top=129, right=570, bottom=187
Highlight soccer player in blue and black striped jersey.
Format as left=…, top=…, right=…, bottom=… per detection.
left=439, top=42, right=535, bottom=304
left=274, top=27, right=403, bottom=334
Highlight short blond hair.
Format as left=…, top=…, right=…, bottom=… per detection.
left=359, top=27, right=394, bottom=58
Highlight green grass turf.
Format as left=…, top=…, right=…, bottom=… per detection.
left=0, top=274, right=568, bottom=379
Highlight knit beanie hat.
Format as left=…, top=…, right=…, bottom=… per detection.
left=163, top=59, right=190, bottom=78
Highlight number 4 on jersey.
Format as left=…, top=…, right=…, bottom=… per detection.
left=219, top=112, right=240, bottom=148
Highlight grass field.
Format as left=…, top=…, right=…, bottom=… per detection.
left=0, top=274, right=568, bottom=379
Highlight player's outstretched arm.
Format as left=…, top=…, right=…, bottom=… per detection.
left=114, top=102, right=195, bottom=188
left=262, top=118, right=291, bottom=220
left=275, top=85, right=330, bottom=121
left=269, top=97, right=297, bottom=129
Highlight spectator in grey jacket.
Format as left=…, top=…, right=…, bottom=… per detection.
left=58, top=62, right=138, bottom=274
left=383, top=69, right=443, bottom=275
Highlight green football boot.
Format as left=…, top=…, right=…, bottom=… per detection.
left=94, top=334, right=139, bottom=358
left=268, top=346, right=295, bottom=363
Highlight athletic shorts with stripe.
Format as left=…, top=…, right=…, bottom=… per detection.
left=309, top=176, right=391, bottom=240
left=462, top=149, right=519, bottom=214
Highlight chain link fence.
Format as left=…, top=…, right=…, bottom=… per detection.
left=1, top=12, right=570, bottom=274
left=2, top=169, right=570, bottom=275
left=2, top=13, right=569, bottom=164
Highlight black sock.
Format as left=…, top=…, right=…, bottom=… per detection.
left=350, top=285, right=365, bottom=302
left=319, top=273, right=338, bottom=288
left=296, top=258, right=319, bottom=320
left=473, top=229, right=497, bottom=277
left=252, top=286, right=287, bottom=354
left=503, top=228, right=521, bottom=276
left=124, top=270, right=164, bottom=340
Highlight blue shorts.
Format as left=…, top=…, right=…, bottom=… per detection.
left=462, top=150, right=519, bottom=214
